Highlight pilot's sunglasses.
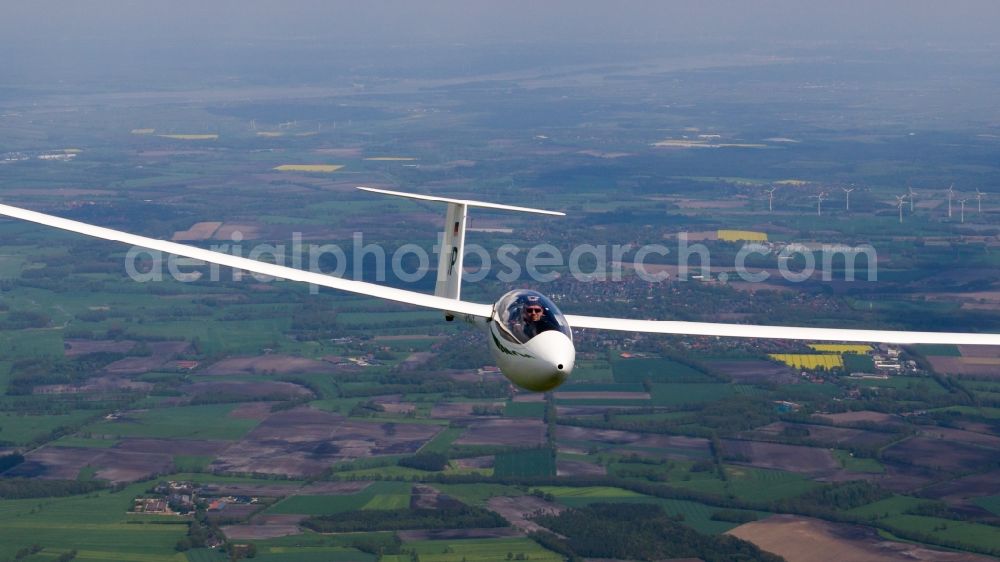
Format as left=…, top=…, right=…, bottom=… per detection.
left=525, top=307, right=544, bottom=313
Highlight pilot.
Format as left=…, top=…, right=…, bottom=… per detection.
left=517, top=295, right=555, bottom=340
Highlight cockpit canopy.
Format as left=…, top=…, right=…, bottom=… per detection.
left=493, top=290, right=572, bottom=344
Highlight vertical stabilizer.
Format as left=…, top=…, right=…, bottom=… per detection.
left=435, top=202, right=467, bottom=300
left=355, top=186, right=564, bottom=310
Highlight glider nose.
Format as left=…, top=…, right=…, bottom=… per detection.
left=526, top=330, right=576, bottom=386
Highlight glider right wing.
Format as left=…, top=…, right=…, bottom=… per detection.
left=564, top=314, right=1000, bottom=346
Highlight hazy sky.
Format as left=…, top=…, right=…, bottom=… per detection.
left=3, top=1, right=999, bottom=88
left=4, top=0, right=1000, bottom=47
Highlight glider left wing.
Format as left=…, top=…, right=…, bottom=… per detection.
left=0, top=203, right=494, bottom=319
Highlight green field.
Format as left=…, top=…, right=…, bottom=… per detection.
left=963, top=380, right=1000, bottom=393
left=265, top=482, right=412, bottom=516
left=169, top=472, right=305, bottom=486
left=535, top=486, right=763, bottom=534
left=494, top=448, right=556, bottom=478
left=843, top=353, right=875, bottom=372
left=253, top=546, right=376, bottom=562
left=504, top=401, right=546, bottom=418
left=172, top=455, right=214, bottom=472
left=856, top=376, right=947, bottom=393
left=569, top=360, right=614, bottom=382
left=560, top=382, right=646, bottom=392
left=84, top=403, right=261, bottom=440
left=49, top=435, right=118, bottom=449
left=848, top=495, right=932, bottom=520
left=309, top=397, right=366, bottom=414
left=337, top=310, right=443, bottom=326
left=554, top=382, right=734, bottom=406
left=974, top=495, right=1000, bottom=517
left=0, top=330, right=65, bottom=360
left=430, top=484, right=525, bottom=506
left=649, top=383, right=734, bottom=405
left=186, top=548, right=227, bottom=562
left=610, top=411, right=690, bottom=423
left=393, top=537, right=562, bottom=562
left=0, top=410, right=98, bottom=445
left=722, top=466, right=818, bottom=503
left=638, top=465, right=819, bottom=503
left=360, top=490, right=412, bottom=510
left=910, top=344, right=962, bottom=357
left=932, top=406, right=1000, bottom=420
left=776, top=382, right=843, bottom=400
left=832, top=450, right=885, bottom=473
left=334, top=465, right=441, bottom=479
left=0, top=255, right=27, bottom=278
left=881, top=514, right=1000, bottom=553
left=612, top=358, right=714, bottom=383
left=419, top=427, right=463, bottom=454
left=0, top=482, right=189, bottom=561
left=254, top=531, right=395, bottom=549
left=534, top=486, right=643, bottom=498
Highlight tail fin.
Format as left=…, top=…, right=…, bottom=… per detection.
left=436, top=201, right=467, bottom=300
left=356, top=187, right=564, bottom=303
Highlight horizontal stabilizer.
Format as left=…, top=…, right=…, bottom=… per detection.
left=357, top=186, right=565, bottom=216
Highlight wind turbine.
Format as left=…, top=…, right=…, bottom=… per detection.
left=3, top=187, right=1000, bottom=394
left=842, top=185, right=855, bottom=211
left=959, top=199, right=968, bottom=223
left=811, top=192, right=827, bottom=216
left=895, top=194, right=907, bottom=224
left=907, top=186, right=917, bottom=213
left=947, top=184, right=955, bottom=218
left=765, top=186, right=777, bottom=212
left=976, top=188, right=984, bottom=213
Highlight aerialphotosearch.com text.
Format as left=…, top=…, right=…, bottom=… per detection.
left=124, top=231, right=878, bottom=292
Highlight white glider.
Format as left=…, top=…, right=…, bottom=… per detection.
left=1, top=188, right=997, bottom=392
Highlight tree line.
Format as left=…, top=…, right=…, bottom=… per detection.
left=531, top=502, right=784, bottom=562
left=302, top=505, right=507, bottom=533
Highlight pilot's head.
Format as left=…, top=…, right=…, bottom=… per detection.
left=522, top=296, right=545, bottom=322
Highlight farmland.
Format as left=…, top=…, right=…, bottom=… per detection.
left=0, top=481, right=189, bottom=560
left=879, top=515, right=1000, bottom=554
left=272, top=164, right=344, bottom=173
left=494, top=448, right=556, bottom=478
left=535, top=486, right=765, bottom=534
left=392, top=537, right=562, bottom=562
left=0, top=31, right=999, bottom=562
left=808, top=344, right=871, bottom=354
left=85, top=404, right=262, bottom=441
left=611, top=357, right=715, bottom=383
left=157, top=134, right=219, bottom=140
left=727, top=515, right=994, bottom=562
left=769, top=354, right=844, bottom=370
left=266, top=482, right=412, bottom=516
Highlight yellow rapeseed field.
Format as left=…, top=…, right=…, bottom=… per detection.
left=131, top=128, right=155, bottom=135
left=717, top=230, right=768, bottom=242
left=769, top=354, right=844, bottom=370
left=158, top=134, right=218, bottom=140
left=808, top=344, right=871, bottom=354
left=256, top=132, right=284, bottom=137
left=273, top=164, right=343, bottom=173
